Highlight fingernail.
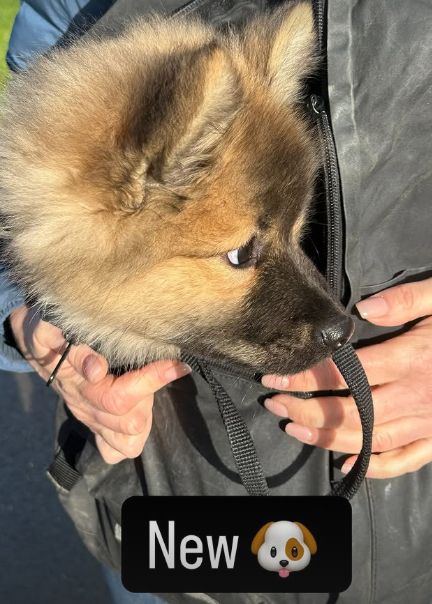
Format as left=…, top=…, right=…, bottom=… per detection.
left=356, top=296, right=389, bottom=319
left=285, top=423, right=314, bottom=443
left=261, top=374, right=290, bottom=390
left=263, top=398, right=290, bottom=417
left=341, top=463, right=353, bottom=475
left=164, top=363, right=192, bottom=381
left=83, top=355, right=102, bottom=381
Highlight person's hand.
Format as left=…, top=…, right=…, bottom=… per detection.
left=9, top=305, right=191, bottom=463
left=262, top=278, right=432, bottom=479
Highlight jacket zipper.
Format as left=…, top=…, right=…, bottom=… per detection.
left=315, top=0, right=325, bottom=50
left=181, top=352, right=261, bottom=383
left=180, top=0, right=344, bottom=380
left=310, top=94, right=344, bottom=300
left=171, top=0, right=210, bottom=18
left=311, top=0, right=345, bottom=498
left=310, top=0, right=344, bottom=300
left=311, top=0, right=344, bottom=301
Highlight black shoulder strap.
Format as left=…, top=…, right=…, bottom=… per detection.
left=182, top=354, right=270, bottom=496
left=183, top=343, right=374, bottom=500
left=329, top=344, right=374, bottom=497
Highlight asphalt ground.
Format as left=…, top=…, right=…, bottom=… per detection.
left=0, top=369, right=112, bottom=604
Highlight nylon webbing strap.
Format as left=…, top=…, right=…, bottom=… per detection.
left=329, top=343, right=374, bottom=498
left=182, top=354, right=270, bottom=496
left=44, top=343, right=373, bottom=499
left=47, top=448, right=82, bottom=491
left=46, top=429, right=86, bottom=492
left=184, top=342, right=373, bottom=500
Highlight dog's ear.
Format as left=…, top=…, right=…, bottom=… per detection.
left=268, top=2, right=317, bottom=104
left=251, top=522, right=273, bottom=555
left=161, top=48, right=238, bottom=190
left=112, top=47, right=239, bottom=213
left=294, top=521, right=317, bottom=555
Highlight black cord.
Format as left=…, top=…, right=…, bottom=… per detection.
left=184, top=342, right=374, bottom=501
left=329, top=344, right=374, bottom=499
left=182, top=353, right=270, bottom=496
left=46, top=341, right=73, bottom=387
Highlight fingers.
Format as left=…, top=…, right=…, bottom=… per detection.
left=356, top=277, right=432, bottom=326
left=94, top=413, right=153, bottom=464
left=73, top=397, right=153, bottom=436
left=262, top=278, right=432, bottom=392
left=264, top=380, right=420, bottom=430
left=94, top=402, right=152, bottom=436
left=341, top=438, right=432, bottom=479
left=14, top=309, right=191, bottom=466
left=66, top=346, right=109, bottom=384
left=84, top=360, right=191, bottom=415
left=264, top=392, right=352, bottom=428
left=21, top=309, right=108, bottom=384
left=27, top=315, right=110, bottom=386
left=262, top=358, right=346, bottom=391
left=33, top=317, right=66, bottom=351
left=283, top=416, right=432, bottom=455
left=262, top=329, right=418, bottom=392
left=66, top=388, right=154, bottom=464
left=97, top=419, right=153, bottom=461
left=75, top=359, right=192, bottom=464
left=95, top=435, right=127, bottom=464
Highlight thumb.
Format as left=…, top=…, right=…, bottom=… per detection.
left=67, top=345, right=109, bottom=384
left=355, top=278, right=432, bottom=326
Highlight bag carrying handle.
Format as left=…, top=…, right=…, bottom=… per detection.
left=183, top=343, right=374, bottom=500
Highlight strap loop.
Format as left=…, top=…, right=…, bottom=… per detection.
left=182, top=354, right=270, bottom=496
left=184, top=343, right=374, bottom=500
left=329, top=343, right=374, bottom=498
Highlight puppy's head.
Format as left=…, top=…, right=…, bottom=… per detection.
left=251, top=520, right=317, bottom=577
left=0, top=2, right=352, bottom=372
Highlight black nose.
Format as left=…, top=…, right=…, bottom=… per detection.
left=279, top=560, right=289, bottom=568
left=320, top=315, right=355, bottom=351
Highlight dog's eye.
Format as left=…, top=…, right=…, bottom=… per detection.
left=291, top=546, right=298, bottom=558
left=226, top=237, right=258, bottom=269
left=270, top=547, right=277, bottom=558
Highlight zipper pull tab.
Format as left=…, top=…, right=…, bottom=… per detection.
left=310, top=93, right=325, bottom=115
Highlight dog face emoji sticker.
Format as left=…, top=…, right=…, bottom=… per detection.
left=251, top=521, right=317, bottom=578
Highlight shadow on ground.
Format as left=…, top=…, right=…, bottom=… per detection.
left=0, top=370, right=112, bottom=604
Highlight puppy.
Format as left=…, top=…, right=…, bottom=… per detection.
left=251, top=520, right=317, bottom=578
left=0, top=2, right=352, bottom=375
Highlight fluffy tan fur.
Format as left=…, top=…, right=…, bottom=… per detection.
left=0, top=2, right=322, bottom=371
